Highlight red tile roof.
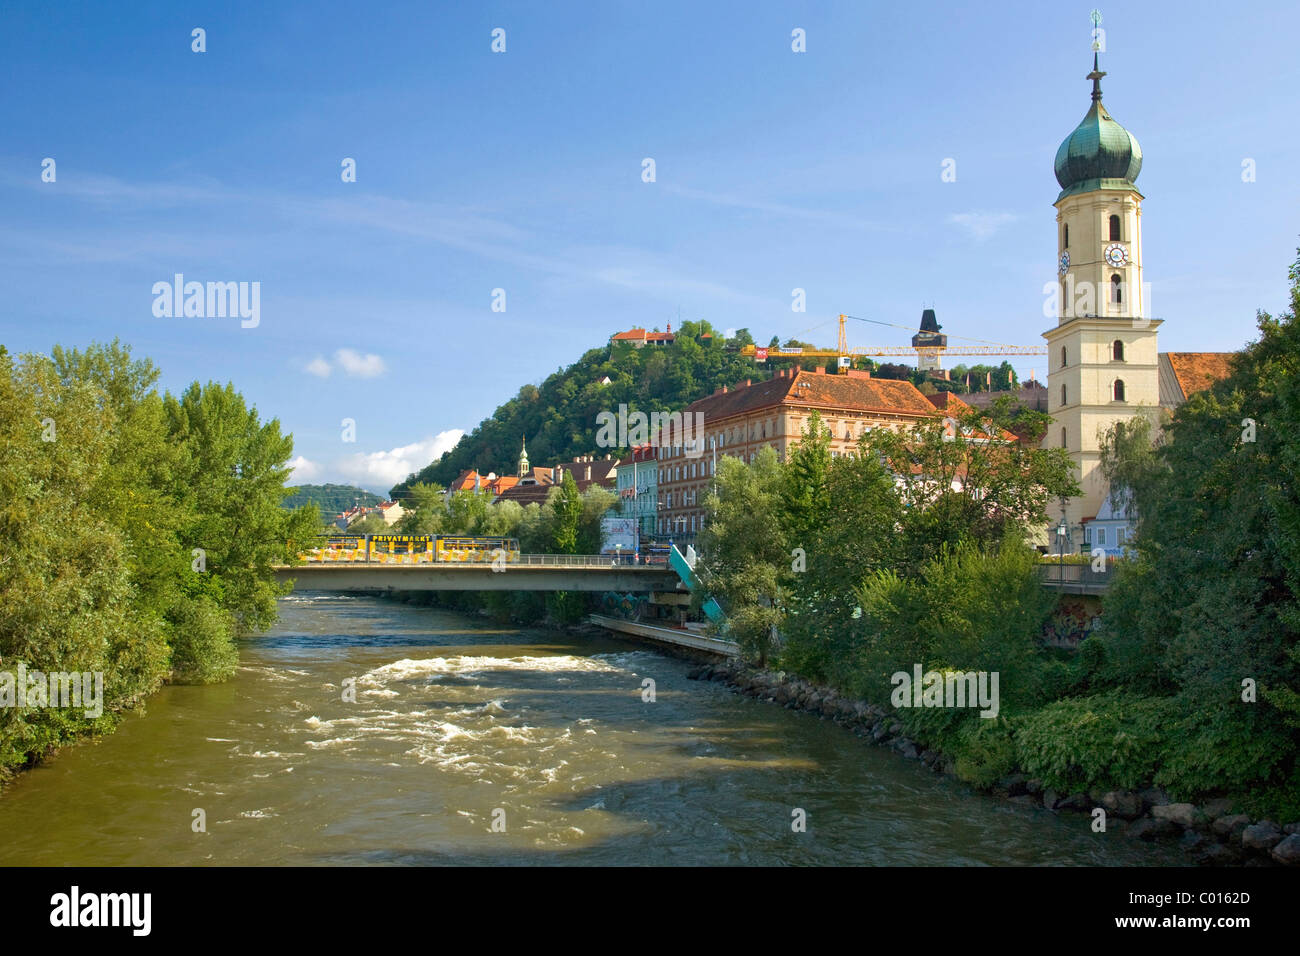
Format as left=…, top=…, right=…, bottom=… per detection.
left=682, top=370, right=937, bottom=421
left=1166, top=353, right=1235, bottom=399
left=610, top=327, right=675, bottom=344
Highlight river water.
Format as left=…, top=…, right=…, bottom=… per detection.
left=0, top=594, right=1179, bottom=866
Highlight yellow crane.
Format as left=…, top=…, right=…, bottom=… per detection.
left=738, top=313, right=1046, bottom=368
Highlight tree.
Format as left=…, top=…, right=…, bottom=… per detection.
left=780, top=409, right=832, bottom=547
left=551, top=471, right=583, bottom=554
left=348, top=513, right=390, bottom=536
left=1096, top=251, right=1300, bottom=809
left=862, top=402, right=1078, bottom=573
left=698, top=447, right=789, bottom=666
left=163, top=381, right=317, bottom=636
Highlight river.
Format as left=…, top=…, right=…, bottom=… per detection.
left=0, top=594, right=1180, bottom=865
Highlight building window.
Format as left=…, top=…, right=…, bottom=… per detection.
left=1063, top=223, right=1069, bottom=248
left=1061, top=427, right=1067, bottom=448
left=1096, top=527, right=1108, bottom=546
left=1111, top=273, right=1123, bottom=306
left=1060, top=346, right=1067, bottom=368
left=1113, top=379, right=1126, bottom=402
left=1116, top=528, right=1126, bottom=545
left=1109, top=215, right=1121, bottom=241
left=1113, top=339, right=1124, bottom=361
left=1061, top=384, right=1067, bottom=407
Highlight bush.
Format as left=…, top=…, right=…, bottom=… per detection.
left=1014, top=690, right=1177, bottom=793
left=167, top=597, right=238, bottom=684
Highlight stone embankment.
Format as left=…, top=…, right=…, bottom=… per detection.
left=687, top=659, right=1300, bottom=867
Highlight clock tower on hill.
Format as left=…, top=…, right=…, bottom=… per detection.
left=1044, top=47, right=1162, bottom=535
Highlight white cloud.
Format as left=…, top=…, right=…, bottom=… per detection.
left=300, top=350, right=387, bottom=379
left=948, top=211, right=1017, bottom=241
left=334, top=348, right=387, bottom=378
left=304, top=356, right=332, bottom=378
left=334, top=430, right=465, bottom=489
left=288, top=455, right=321, bottom=482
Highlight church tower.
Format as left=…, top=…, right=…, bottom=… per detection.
left=1044, top=45, right=1162, bottom=534
left=518, top=436, right=530, bottom=477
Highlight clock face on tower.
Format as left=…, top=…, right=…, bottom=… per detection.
left=1104, top=242, right=1129, bottom=267
left=1059, top=251, right=1070, bottom=276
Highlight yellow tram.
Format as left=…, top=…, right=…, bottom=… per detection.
left=302, top=534, right=520, bottom=564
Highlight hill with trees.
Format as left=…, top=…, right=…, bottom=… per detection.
left=392, top=321, right=771, bottom=495
left=283, top=483, right=382, bottom=514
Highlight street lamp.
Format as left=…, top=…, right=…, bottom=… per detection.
left=1057, top=518, right=1067, bottom=587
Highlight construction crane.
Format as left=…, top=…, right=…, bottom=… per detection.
left=738, top=313, right=1046, bottom=370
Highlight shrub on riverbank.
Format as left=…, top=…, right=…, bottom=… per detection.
left=0, top=342, right=313, bottom=777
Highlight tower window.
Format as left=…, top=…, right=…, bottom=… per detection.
left=1109, top=215, right=1121, bottom=241
left=1063, top=223, right=1069, bottom=249
left=1060, top=346, right=1067, bottom=368
left=1113, top=379, right=1126, bottom=402
left=1112, top=339, right=1124, bottom=361
left=1111, top=274, right=1123, bottom=306
left=1061, top=427, right=1067, bottom=448
left=1061, top=384, right=1067, bottom=407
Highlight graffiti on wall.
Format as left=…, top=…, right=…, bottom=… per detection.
left=1043, top=594, right=1104, bottom=648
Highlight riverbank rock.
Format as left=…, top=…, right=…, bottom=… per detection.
left=1128, top=817, right=1179, bottom=841
left=1213, top=814, right=1251, bottom=840
left=1201, top=797, right=1235, bottom=820
left=1194, top=842, right=1231, bottom=865
left=1270, top=834, right=1300, bottom=865
left=1025, top=778, right=1044, bottom=795
left=1284, top=822, right=1300, bottom=835
left=1139, top=787, right=1171, bottom=811
left=996, top=774, right=1030, bottom=797
left=1242, top=820, right=1283, bottom=852
left=1152, top=803, right=1208, bottom=830
left=1101, top=791, right=1144, bottom=820
left=1057, top=792, right=1091, bottom=812
left=1042, top=789, right=1061, bottom=810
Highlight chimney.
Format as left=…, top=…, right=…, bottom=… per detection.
left=744, top=379, right=752, bottom=387
left=814, top=366, right=826, bottom=375
left=846, top=368, right=871, bottom=380
left=721, top=385, right=728, bottom=393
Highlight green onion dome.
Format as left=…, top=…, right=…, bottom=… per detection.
left=1054, top=54, right=1142, bottom=197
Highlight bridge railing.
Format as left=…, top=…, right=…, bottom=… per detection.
left=1037, top=563, right=1116, bottom=591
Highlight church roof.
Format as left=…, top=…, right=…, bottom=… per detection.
left=1054, top=54, right=1142, bottom=200
left=1158, top=352, right=1236, bottom=409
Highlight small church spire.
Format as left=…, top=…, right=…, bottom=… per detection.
left=518, top=435, right=530, bottom=477
left=1087, top=10, right=1106, bottom=102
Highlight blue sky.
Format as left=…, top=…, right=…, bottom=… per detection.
left=3, top=1, right=1297, bottom=493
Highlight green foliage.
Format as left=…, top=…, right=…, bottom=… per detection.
left=697, top=448, right=789, bottom=666
left=0, top=342, right=308, bottom=776
left=952, top=718, right=1018, bottom=788
left=1095, top=250, right=1300, bottom=801
left=167, top=596, right=238, bottom=684
left=551, top=471, right=583, bottom=554
left=848, top=540, right=1056, bottom=709
left=1014, top=691, right=1179, bottom=793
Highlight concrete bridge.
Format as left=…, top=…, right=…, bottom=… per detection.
left=274, top=554, right=681, bottom=593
